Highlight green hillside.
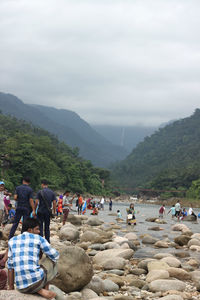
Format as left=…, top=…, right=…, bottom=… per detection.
left=112, top=109, right=200, bottom=195
left=0, top=113, right=110, bottom=194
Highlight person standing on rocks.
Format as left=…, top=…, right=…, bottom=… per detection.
left=35, top=179, right=56, bottom=243
left=62, top=191, right=75, bottom=225
left=9, top=177, right=35, bottom=239
left=8, top=217, right=59, bottom=299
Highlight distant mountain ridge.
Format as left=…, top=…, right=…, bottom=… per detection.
left=112, top=109, right=200, bottom=191
left=94, top=125, right=157, bottom=152
left=0, top=92, right=127, bottom=167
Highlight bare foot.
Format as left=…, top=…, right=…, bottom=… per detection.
left=37, top=288, right=56, bottom=299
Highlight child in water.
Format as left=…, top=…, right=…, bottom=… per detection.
left=117, top=210, right=122, bottom=218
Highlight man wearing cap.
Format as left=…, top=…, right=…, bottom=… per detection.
left=9, top=176, right=35, bottom=239
left=0, top=181, right=5, bottom=225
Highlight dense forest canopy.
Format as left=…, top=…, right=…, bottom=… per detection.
left=111, top=109, right=200, bottom=198
left=0, top=113, right=110, bottom=194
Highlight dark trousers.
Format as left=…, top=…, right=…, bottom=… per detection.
left=37, top=212, right=50, bottom=243
left=9, top=207, right=30, bottom=239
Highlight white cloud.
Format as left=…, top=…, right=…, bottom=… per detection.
left=1, top=0, right=200, bottom=125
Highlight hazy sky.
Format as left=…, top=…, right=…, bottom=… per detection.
left=1, top=0, right=200, bottom=126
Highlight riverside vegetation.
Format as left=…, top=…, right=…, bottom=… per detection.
left=0, top=113, right=110, bottom=194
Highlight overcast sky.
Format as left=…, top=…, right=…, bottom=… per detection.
left=1, top=0, right=200, bottom=126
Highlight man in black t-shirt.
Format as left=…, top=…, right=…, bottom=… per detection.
left=9, top=176, right=35, bottom=239
left=35, top=179, right=56, bottom=243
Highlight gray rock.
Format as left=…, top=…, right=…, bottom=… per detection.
left=81, top=288, right=98, bottom=300
left=0, top=291, right=42, bottom=300
left=190, top=270, right=200, bottom=282
left=130, top=268, right=147, bottom=275
left=87, top=216, right=103, bottom=226
left=90, top=243, right=106, bottom=251
left=153, top=253, right=173, bottom=259
left=65, top=292, right=82, bottom=300
left=66, top=214, right=82, bottom=225
left=147, top=260, right=169, bottom=271
left=93, top=249, right=134, bottom=266
left=86, top=275, right=105, bottom=294
left=88, top=250, right=98, bottom=256
left=154, top=240, right=169, bottom=248
left=160, top=295, right=183, bottom=300
left=102, top=257, right=127, bottom=270
left=104, top=242, right=120, bottom=249
left=138, top=258, right=155, bottom=271
left=188, top=238, right=200, bottom=247
left=167, top=267, right=191, bottom=280
left=59, top=224, right=79, bottom=241
left=161, top=257, right=181, bottom=268
left=146, top=270, right=169, bottom=282
left=149, top=279, right=186, bottom=292
left=103, top=279, right=119, bottom=292
left=183, top=215, right=197, bottom=221
left=49, top=285, right=65, bottom=300
left=52, top=246, right=93, bottom=293
left=142, top=235, right=158, bottom=244
left=129, top=279, right=145, bottom=289
left=106, top=269, right=124, bottom=276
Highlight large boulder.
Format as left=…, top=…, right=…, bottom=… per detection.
left=59, top=224, right=79, bottom=241
left=103, top=279, right=119, bottom=292
left=52, top=246, right=93, bottom=293
left=191, top=233, right=200, bottom=240
left=149, top=279, right=186, bottom=292
left=171, top=224, right=190, bottom=233
left=160, top=296, right=183, bottom=300
left=183, top=215, right=197, bottom=221
left=93, top=249, right=134, bottom=266
left=188, top=238, right=200, bottom=247
left=80, top=230, right=112, bottom=244
left=154, top=241, right=169, bottom=248
left=67, top=214, right=82, bottom=226
left=87, top=217, right=103, bottom=226
left=142, top=235, right=158, bottom=244
left=174, top=235, right=191, bottom=246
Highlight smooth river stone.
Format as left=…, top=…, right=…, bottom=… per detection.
left=149, top=279, right=186, bottom=292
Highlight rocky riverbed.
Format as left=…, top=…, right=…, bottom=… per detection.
left=1, top=210, right=200, bottom=300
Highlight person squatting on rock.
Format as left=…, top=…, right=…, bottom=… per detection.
left=8, top=217, right=59, bottom=299
left=35, top=179, right=56, bottom=243
left=9, top=177, right=36, bottom=239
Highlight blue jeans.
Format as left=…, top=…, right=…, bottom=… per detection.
left=9, top=207, right=30, bottom=239
left=37, top=212, right=50, bottom=243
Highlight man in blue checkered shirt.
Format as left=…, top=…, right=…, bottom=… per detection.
left=7, top=217, right=59, bottom=299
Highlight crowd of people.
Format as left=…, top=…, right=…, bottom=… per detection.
left=159, top=200, right=197, bottom=221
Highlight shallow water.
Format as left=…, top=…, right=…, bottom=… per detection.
left=81, top=202, right=200, bottom=260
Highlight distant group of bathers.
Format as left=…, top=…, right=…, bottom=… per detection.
left=159, top=200, right=197, bottom=220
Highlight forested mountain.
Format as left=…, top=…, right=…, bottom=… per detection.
left=0, top=92, right=127, bottom=167
left=94, top=125, right=157, bottom=152
left=0, top=113, right=110, bottom=194
left=112, top=109, right=200, bottom=194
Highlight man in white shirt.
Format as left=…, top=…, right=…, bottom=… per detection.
left=175, top=200, right=181, bottom=219
left=100, top=196, right=105, bottom=211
